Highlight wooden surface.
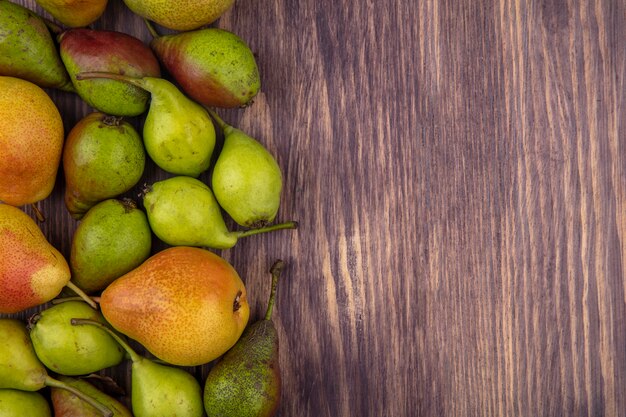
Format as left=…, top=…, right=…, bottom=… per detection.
left=5, top=0, right=626, bottom=415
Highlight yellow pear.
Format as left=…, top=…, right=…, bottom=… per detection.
left=122, top=0, right=234, bottom=31
left=0, top=76, right=64, bottom=207
left=0, top=205, right=70, bottom=314
left=100, top=246, right=249, bottom=366
left=35, top=0, right=109, bottom=27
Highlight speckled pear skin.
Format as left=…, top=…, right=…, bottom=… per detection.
left=0, top=1, right=74, bottom=91
left=100, top=246, right=250, bottom=366
left=63, top=113, right=146, bottom=219
left=151, top=28, right=260, bottom=108
left=70, top=199, right=152, bottom=294
left=59, top=29, right=161, bottom=116
left=211, top=123, right=282, bottom=228
left=123, top=0, right=235, bottom=31
left=0, top=205, right=70, bottom=314
left=0, top=389, right=51, bottom=417
left=51, top=376, right=132, bottom=417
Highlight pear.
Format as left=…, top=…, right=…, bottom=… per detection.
left=0, top=204, right=95, bottom=313
left=76, top=72, right=215, bottom=177
left=0, top=76, right=64, bottom=207
left=71, top=199, right=152, bottom=294
left=29, top=301, right=125, bottom=376
left=209, top=110, right=283, bottom=227
left=59, top=29, right=161, bottom=116
left=149, top=25, right=260, bottom=108
left=0, top=389, right=51, bottom=417
left=0, top=1, right=73, bottom=91
left=63, top=112, right=146, bottom=219
left=51, top=376, right=132, bottom=417
left=204, top=261, right=284, bottom=417
left=123, top=0, right=234, bottom=31
left=35, top=0, right=109, bottom=27
left=0, top=319, right=113, bottom=417
left=72, top=318, right=204, bottom=417
left=143, top=176, right=296, bottom=249
left=99, top=246, right=250, bottom=366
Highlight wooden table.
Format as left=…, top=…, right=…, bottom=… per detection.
left=7, top=0, right=626, bottom=415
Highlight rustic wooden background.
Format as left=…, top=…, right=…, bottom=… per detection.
left=5, top=0, right=625, bottom=415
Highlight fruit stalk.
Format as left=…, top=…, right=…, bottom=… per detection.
left=71, top=318, right=141, bottom=363
left=65, top=281, right=99, bottom=309
left=266, top=260, right=284, bottom=320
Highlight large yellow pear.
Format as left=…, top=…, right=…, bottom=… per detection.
left=100, top=246, right=250, bottom=366
left=0, top=204, right=71, bottom=314
left=0, top=77, right=64, bottom=207
left=122, top=0, right=234, bottom=31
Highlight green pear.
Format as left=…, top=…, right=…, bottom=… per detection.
left=76, top=73, right=215, bottom=177
left=63, top=113, right=146, bottom=219
left=209, top=110, right=283, bottom=227
left=122, top=0, right=234, bottom=31
left=143, top=176, right=297, bottom=249
left=0, top=319, right=113, bottom=417
left=0, top=0, right=73, bottom=91
left=0, top=389, right=51, bottom=417
left=51, top=376, right=132, bottom=417
left=204, top=261, right=284, bottom=417
left=29, top=301, right=125, bottom=376
left=149, top=25, right=260, bottom=108
left=72, top=319, right=204, bottom=417
left=71, top=199, right=152, bottom=294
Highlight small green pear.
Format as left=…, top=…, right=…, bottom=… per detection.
left=203, top=261, right=284, bottom=417
left=29, top=301, right=125, bottom=376
left=209, top=110, right=283, bottom=227
left=71, top=199, right=152, bottom=294
left=143, top=176, right=297, bottom=249
left=51, top=376, right=132, bottom=417
left=63, top=113, right=146, bottom=219
left=0, top=389, right=51, bottom=417
left=72, top=319, right=204, bottom=417
left=0, top=319, right=113, bottom=417
left=76, top=73, right=215, bottom=177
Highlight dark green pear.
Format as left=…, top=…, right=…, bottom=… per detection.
left=209, top=110, right=283, bottom=227
left=71, top=199, right=152, bottom=294
left=29, top=301, right=125, bottom=376
left=204, top=261, right=284, bottom=417
left=0, top=0, right=73, bottom=91
left=59, top=29, right=161, bottom=116
left=0, top=318, right=113, bottom=417
left=143, top=176, right=297, bottom=249
left=76, top=72, right=215, bottom=177
left=63, top=112, right=146, bottom=219
left=148, top=24, right=260, bottom=108
left=72, top=319, right=204, bottom=417
left=51, top=376, right=132, bottom=417
left=0, top=389, right=51, bottom=417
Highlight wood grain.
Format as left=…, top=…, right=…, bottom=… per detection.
left=3, top=0, right=625, bottom=415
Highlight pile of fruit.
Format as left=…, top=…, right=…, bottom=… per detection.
left=0, top=0, right=296, bottom=415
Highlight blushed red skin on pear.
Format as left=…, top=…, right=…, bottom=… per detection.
left=59, top=29, right=160, bottom=74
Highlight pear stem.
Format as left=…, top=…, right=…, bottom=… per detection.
left=42, top=18, right=64, bottom=35
left=52, top=296, right=101, bottom=305
left=206, top=108, right=231, bottom=132
left=144, top=18, right=160, bottom=39
left=235, top=221, right=298, bottom=239
left=71, top=318, right=142, bottom=363
left=64, top=282, right=98, bottom=309
left=45, top=376, right=113, bottom=417
left=265, top=260, right=284, bottom=320
left=30, top=203, right=45, bottom=222
left=75, top=72, right=147, bottom=90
